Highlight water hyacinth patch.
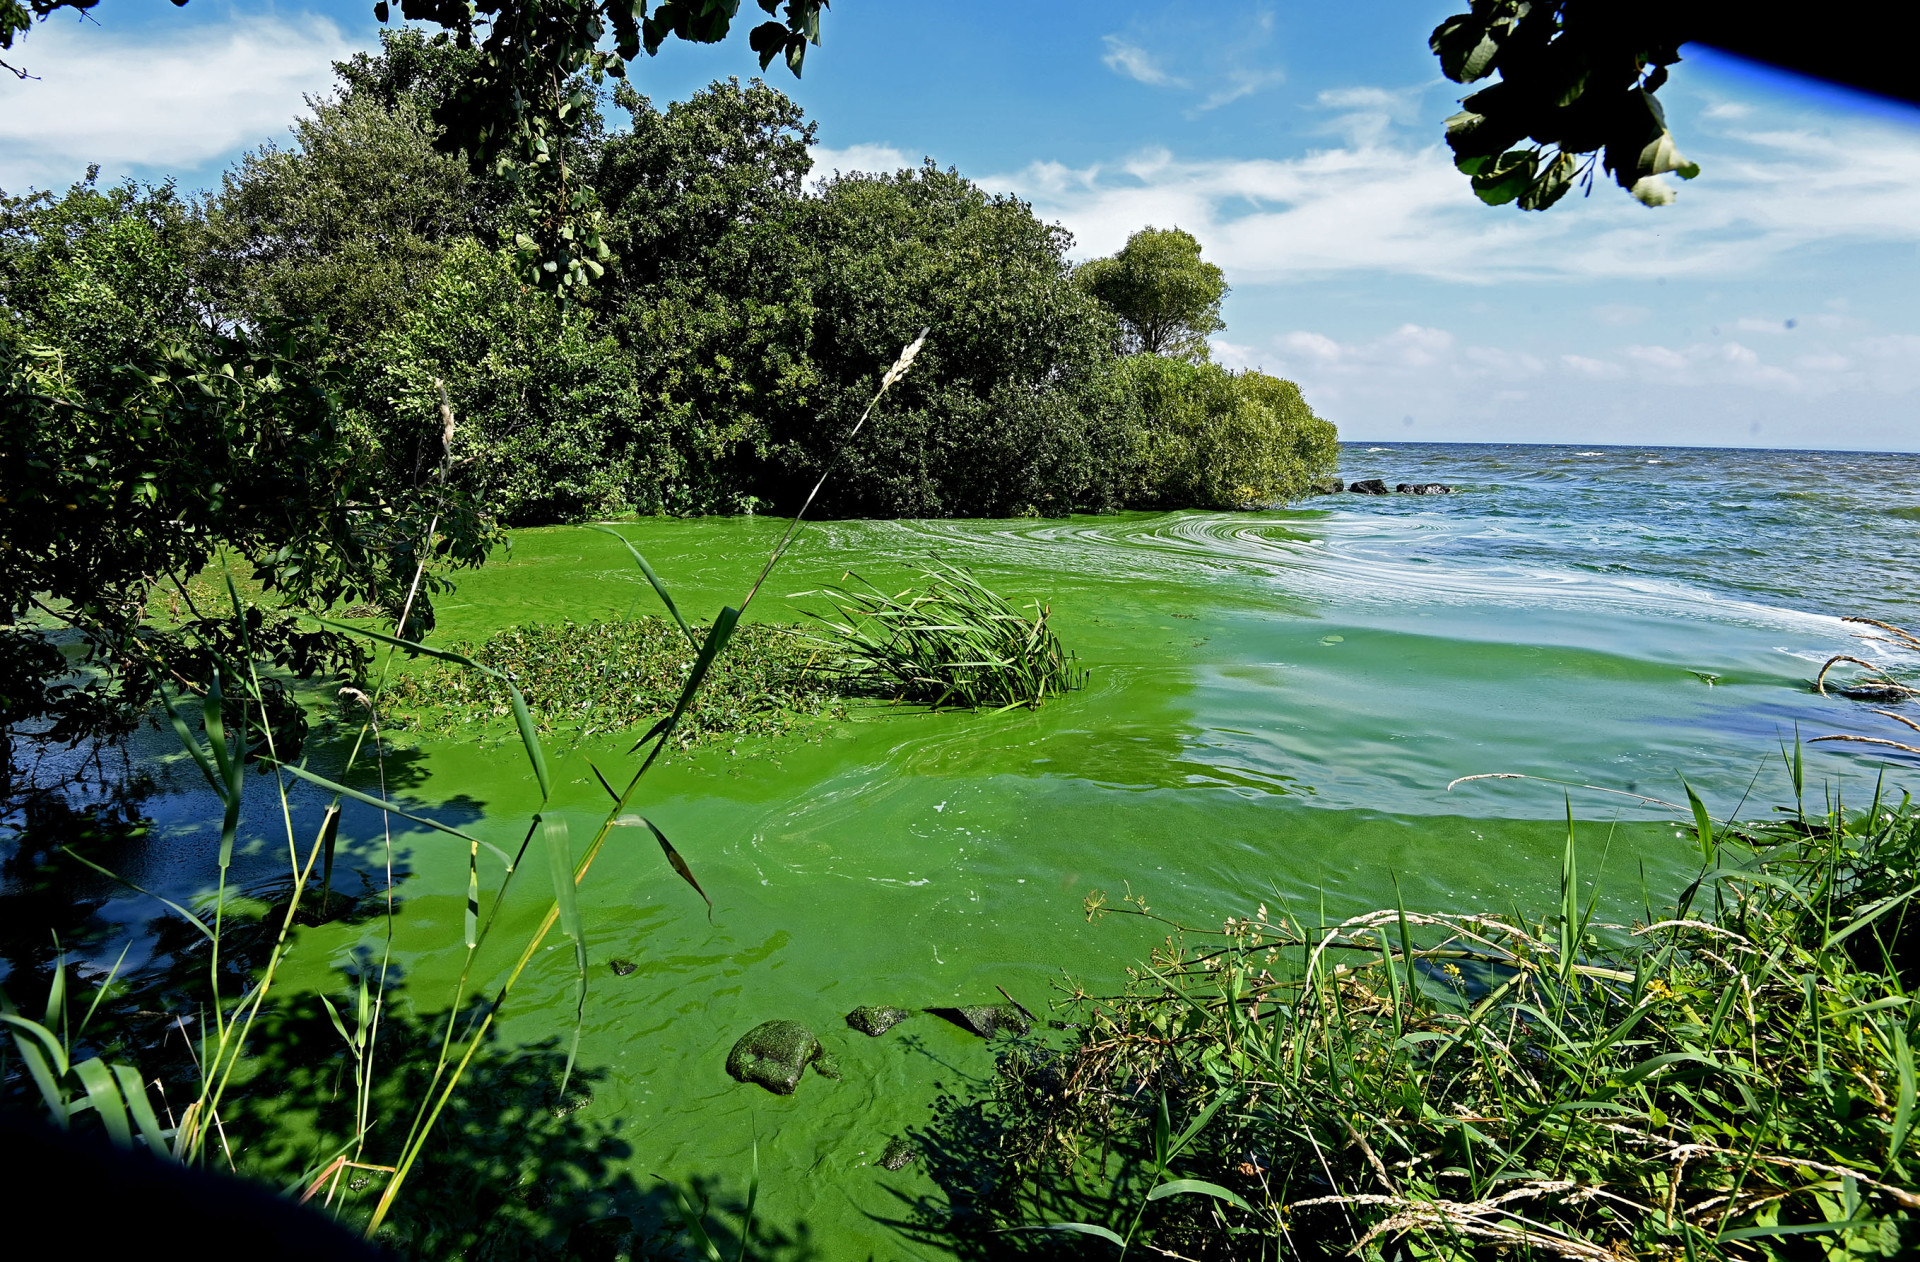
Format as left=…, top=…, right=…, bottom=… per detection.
left=380, top=616, right=846, bottom=747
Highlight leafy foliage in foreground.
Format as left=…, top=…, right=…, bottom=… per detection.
left=796, top=564, right=1084, bottom=710
left=970, top=781, right=1920, bottom=1259
left=380, top=616, right=846, bottom=747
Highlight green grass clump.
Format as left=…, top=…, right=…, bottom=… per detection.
left=380, top=617, right=844, bottom=747
left=795, top=563, right=1084, bottom=710
left=972, top=781, right=1920, bottom=1260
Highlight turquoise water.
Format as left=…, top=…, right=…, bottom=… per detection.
left=11, top=441, right=1920, bottom=1254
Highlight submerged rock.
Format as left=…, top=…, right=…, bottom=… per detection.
left=1347, top=479, right=1389, bottom=495
left=726, top=1020, right=839, bottom=1095
left=846, top=1005, right=912, bottom=1036
left=1397, top=482, right=1454, bottom=495
left=608, top=958, right=637, bottom=976
left=879, top=1137, right=916, bottom=1171
left=931, top=1004, right=1033, bottom=1038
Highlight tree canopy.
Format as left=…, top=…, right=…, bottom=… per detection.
left=1076, top=227, right=1228, bottom=360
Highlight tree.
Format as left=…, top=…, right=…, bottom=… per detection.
left=1430, top=1, right=1919, bottom=211
left=366, top=238, right=658, bottom=525
left=0, top=179, right=494, bottom=781
left=595, top=77, right=820, bottom=513
left=2, top=1, right=827, bottom=291
left=1076, top=227, right=1227, bottom=360
left=767, top=162, right=1136, bottom=518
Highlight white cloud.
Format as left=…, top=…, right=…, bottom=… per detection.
left=807, top=142, right=914, bottom=188
left=0, top=14, right=358, bottom=191
left=1101, top=36, right=1184, bottom=88
left=986, top=99, right=1920, bottom=285
left=1197, top=67, right=1286, bottom=113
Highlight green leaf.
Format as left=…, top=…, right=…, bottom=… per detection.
left=1005, top=1223, right=1127, bottom=1248
left=617, top=815, right=713, bottom=918
left=267, top=760, right=514, bottom=869
left=61, top=850, right=215, bottom=941
left=110, top=1061, right=172, bottom=1157
left=1889, top=1022, right=1914, bottom=1166
left=586, top=525, right=700, bottom=651
left=1147, top=1179, right=1254, bottom=1213
left=1683, top=778, right=1716, bottom=862
left=73, top=1057, right=132, bottom=1147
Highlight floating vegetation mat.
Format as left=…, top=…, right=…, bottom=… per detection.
left=379, top=617, right=846, bottom=747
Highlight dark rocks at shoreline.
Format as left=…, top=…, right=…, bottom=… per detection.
left=1313, top=478, right=1454, bottom=497
left=846, top=1005, right=913, bottom=1036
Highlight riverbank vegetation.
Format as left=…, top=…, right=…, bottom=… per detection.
left=949, top=773, right=1920, bottom=1259
left=1, top=29, right=1334, bottom=782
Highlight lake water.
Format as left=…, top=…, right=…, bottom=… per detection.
left=13, top=441, right=1920, bottom=1254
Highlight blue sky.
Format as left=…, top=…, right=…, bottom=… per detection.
left=4, top=0, right=1918, bottom=450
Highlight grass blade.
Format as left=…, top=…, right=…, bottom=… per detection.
left=541, top=814, right=588, bottom=1095
left=267, top=761, right=514, bottom=869
left=1147, top=1179, right=1254, bottom=1213
left=72, top=1056, right=132, bottom=1147
left=110, top=1061, right=171, bottom=1156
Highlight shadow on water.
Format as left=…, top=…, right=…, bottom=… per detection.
left=0, top=746, right=820, bottom=1261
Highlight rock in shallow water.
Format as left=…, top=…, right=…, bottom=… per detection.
left=846, top=1005, right=912, bottom=1036
left=879, top=1137, right=916, bottom=1171
left=726, top=1020, right=839, bottom=1095
left=931, top=1004, right=1033, bottom=1038
left=1347, top=478, right=1389, bottom=495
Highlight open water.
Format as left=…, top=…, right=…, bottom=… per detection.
left=13, top=441, right=1920, bottom=1254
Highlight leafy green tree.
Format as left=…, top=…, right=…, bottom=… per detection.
left=768, top=162, right=1136, bottom=518
left=1076, top=227, right=1227, bottom=360
left=595, top=78, right=820, bottom=513
left=0, top=177, right=494, bottom=780
left=367, top=238, right=660, bottom=524
left=1119, top=356, right=1338, bottom=510
left=199, top=92, right=478, bottom=350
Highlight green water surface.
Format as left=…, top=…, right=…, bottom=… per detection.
left=237, top=502, right=1914, bottom=1255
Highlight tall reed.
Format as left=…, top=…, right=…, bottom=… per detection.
left=981, top=760, right=1920, bottom=1259
left=4, top=334, right=929, bottom=1242
left=794, top=561, right=1084, bottom=710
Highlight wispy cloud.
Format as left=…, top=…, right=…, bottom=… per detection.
left=1098, top=8, right=1284, bottom=113
left=0, top=13, right=358, bottom=191
left=987, top=96, right=1920, bottom=285
left=1101, top=36, right=1185, bottom=89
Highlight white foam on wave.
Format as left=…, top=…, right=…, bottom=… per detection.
left=811, top=510, right=1878, bottom=653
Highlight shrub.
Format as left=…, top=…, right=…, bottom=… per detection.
left=1120, top=355, right=1339, bottom=509
left=966, top=788, right=1920, bottom=1259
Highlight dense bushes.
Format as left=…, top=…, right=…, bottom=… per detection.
left=370, top=239, right=660, bottom=525
left=1122, top=356, right=1341, bottom=509
left=766, top=163, right=1136, bottom=517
